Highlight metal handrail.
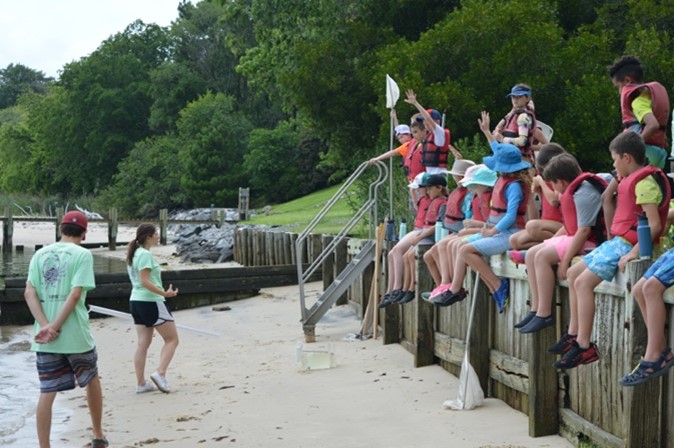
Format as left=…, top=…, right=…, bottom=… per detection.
left=296, top=161, right=389, bottom=321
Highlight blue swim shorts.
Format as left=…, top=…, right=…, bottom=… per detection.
left=582, top=237, right=633, bottom=282
left=470, top=228, right=517, bottom=257
left=643, top=247, right=674, bottom=288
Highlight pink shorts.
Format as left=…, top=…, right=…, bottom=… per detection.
left=543, top=235, right=596, bottom=261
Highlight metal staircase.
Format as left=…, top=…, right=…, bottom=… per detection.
left=296, top=161, right=388, bottom=341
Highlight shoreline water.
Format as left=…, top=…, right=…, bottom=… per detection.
left=0, top=223, right=162, bottom=447
left=0, top=326, right=72, bottom=448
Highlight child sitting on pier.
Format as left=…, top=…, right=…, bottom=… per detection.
left=619, top=244, right=674, bottom=385
left=517, top=153, right=606, bottom=333
left=433, top=112, right=531, bottom=311
left=379, top=173, right=448, bottom=307
left=507, top=143, right=566, bottom=263
left=422, top=159, right=475, bottom=293
left=424, top=164, right=496, bottom=302
left=553, top=132, right=671, bottom=369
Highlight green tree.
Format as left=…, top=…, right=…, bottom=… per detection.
left=177, top=92, right=252, bottom=206
left=244, top=121, right=332, bottom=205
left=96, top=135, right=184, bottom=216
left=243, top=121, right=303, bottom=203
left=0, top=116, right=38, bottom=192
left=240, top=0, right=444, bottom=170
left=0, top=63, right=52, bottom=109
left=170, top=0, right=281, bottom=128
left=49, top=20, right=171, bottom=193
left=148, top=62, right=207, bottom=134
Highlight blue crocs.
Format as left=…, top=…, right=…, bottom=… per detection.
left=492, top=278, right=510, bottom=313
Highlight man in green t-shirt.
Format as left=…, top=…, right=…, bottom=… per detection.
left=24, top=211, right=108, bottom=448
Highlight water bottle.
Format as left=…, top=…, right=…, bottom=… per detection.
left=398, top=220, right=407, bottom=240
left=435, top=218, right=443, bottom=243
left=385, top=219, right=396, bottom=241
left=637, top=212, right=653, bottom=258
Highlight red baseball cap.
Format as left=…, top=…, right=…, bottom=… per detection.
left=61, top=211, right=88, bottom=231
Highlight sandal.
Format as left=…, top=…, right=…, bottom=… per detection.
left=619, top=347, right=674, bottom=387
left=89, top=438, right=109, bottom=448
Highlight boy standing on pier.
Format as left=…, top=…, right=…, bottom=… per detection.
left=553, top=133, right=670, bottom=369
left=23, top=211, right=108, bottom=448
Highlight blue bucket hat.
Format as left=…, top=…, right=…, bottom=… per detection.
left=460, top=164, right=498, bottom=188
left=483, top=143, right=532, bottom=173
left=506, top=85, right=532, bottom=97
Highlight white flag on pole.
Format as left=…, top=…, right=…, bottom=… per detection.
left=386, top=74, right=400, bottom=109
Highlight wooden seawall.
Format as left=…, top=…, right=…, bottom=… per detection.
left=233, top=228, right=674, bottom=448
left=380, top=246, right=674, bottom=448
left=0, top=265, right=320, bottom=325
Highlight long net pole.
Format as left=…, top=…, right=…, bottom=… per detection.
left=389, top=114, right=394, bottom=219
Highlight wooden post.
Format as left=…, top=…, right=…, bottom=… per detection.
left=289, top=233, right=298, bottom=265
left=265, top=231, right=274, bottom=265
left=159, top=209, right=168, bottom=245
left=322, top=235, right=335, bottom=292
left=624, top=259, right=662, bottom=448
left=415, top=243, right=435, bottom=367
left=310, top=233, right=322, bottom=265
left=238, top=187, right=249, bottom=221
left=361, top=252, right=374, bottom=318
left=528, top=283, right=560, bottom=436
left=55, top=207, right=64, bottom=242
left=382, top=241, right=400, bottom=345
left=2, top=207, right=12, bottom=249
left=372, top=224, right=384, bottom=339
left=469, top=268, right=491, bottom=394
left=108, top=208, right=118, bottom=251
left=334, top=238, right=348, bottom=306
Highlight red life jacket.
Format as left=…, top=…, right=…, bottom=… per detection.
left=540, top=180, right=563, bottom=222
left=404, top=140, right=425, bottom=181
left=490, top=177, right=529, bottom=228
left=611, top=166, right=671, bottom=245
left=559, top=173, right=608, bottom=244
left=620, top=82, right=670, bottom=149
left=443, top=186, right=470, bottom=224
left=502, top=108, right=537, bottom=161
left=471, top=190, right=492, bottom=222
left=423, top=195, right=448, bottom=228
left=414, top=196, right=431, bottom=229
left=421, top=128, right=450, bottom=168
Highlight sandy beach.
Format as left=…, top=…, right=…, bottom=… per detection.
left=5, top=223, right=573, bottom=448
left=45, top=282, right=570, bottom=448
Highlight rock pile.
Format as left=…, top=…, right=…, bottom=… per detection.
left=170, top=209, right=272, bottom=264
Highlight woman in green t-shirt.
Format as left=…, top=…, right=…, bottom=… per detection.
left=127, top=224, right=179, bottom=393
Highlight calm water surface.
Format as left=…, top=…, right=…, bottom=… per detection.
left=0, top=249, right=127, bottom=446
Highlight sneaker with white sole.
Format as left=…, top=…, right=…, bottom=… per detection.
left=136, top=380, right=156, bottom=394
left=150, top=371, right=170, bottom=393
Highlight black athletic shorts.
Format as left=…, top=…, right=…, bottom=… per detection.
left=130, top=300, right=174, bottom=327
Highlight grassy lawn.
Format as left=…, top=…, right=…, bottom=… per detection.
left=243, top=184, right=368, bottom=235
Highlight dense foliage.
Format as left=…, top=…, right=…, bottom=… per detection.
left=1, top=0, right=673, bottom=216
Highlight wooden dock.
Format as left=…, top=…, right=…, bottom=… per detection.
left=1, top=207, right=230, bottom=250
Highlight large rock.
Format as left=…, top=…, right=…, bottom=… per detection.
left=169, top=209, right=271, bottom=264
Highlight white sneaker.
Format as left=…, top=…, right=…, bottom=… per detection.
left=136, top=380, right=155, bottom=394
left=150, top=371, right=170, bottom=393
